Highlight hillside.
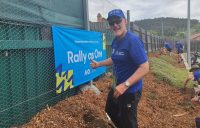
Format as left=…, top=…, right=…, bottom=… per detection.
left=23, top=53, right=200, bottom=128
left=134, top=17, right=200, bottom=37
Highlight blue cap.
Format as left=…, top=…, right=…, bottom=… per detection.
left=193, top=70, right=200, bottom=81
left=107, top=9, right=125, bottom=20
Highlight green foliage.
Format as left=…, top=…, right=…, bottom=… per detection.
left=150, top=56, right=189, bottom=88
left=175, top=32, right=185, bottom=39
left=134, top=17, right=199, bottom=37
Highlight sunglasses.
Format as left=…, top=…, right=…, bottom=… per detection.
left=108, top=18, right=122, bottom=26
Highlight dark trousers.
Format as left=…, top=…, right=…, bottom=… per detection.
left=105, top=89, right=141, bottom=128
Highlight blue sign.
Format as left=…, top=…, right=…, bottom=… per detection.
left=52, top=26, right=106, bottom=93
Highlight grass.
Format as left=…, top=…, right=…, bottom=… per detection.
left=149, top=55, right=192, bottom=88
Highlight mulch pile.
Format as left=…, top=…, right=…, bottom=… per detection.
left=22, top=77, right=114, bottom=128
left=22, top=53, right=200, bottom=128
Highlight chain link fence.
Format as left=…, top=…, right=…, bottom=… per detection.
left=190, top=40, right=200, bottom=52
left=90, top=22, right=164, bottom=56
left=0, top=0, right=86, bottom=127
left=180, top=40, right=200, bottom=53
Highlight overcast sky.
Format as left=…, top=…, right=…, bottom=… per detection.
left=88, top=0, right=200, bottom=22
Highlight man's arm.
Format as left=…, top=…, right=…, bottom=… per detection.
left=125, top=61, right=149, bottom=85
left=113, top=61, right=149, bottom=98
left=90, top=58, right=113, bottom=69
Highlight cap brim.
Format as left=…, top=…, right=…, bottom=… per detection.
left=189, top=67, right=200, bottom=72
left=107, top=15, right=122, bottom=21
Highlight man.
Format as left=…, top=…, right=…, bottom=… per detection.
left=175, top=41, right=184, bottom=54
left=164, top=41, right=173, bottom=56
left=191, top=70, right=200, bottom=102
left=183, top=65, right=200, bottom=102
left=90, top=9, right=149, bottom=128
left=175, top=41, right=184, bottom=63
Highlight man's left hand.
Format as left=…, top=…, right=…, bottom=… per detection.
left=113, top=83, right=128, bottom=98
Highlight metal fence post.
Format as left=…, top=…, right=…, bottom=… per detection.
left=145, top=30, right=149, bottom=53
left=83, top=0, right=90, bottom=31
left=151, top=35, right=153, bottom=53
left=127, top=10, right=130, bottom=31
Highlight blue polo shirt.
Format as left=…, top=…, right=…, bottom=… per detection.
left=164, top=42, right=172, bottom=51
left=193, top=70, right=200, bottom=81
left=111, top=31, right=148, bottom=94
left=176, top=42, right=183, bottom=52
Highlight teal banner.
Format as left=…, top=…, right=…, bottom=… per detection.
left=52, top=26, right=106, bottom=93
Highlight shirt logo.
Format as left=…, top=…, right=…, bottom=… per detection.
left=118, top=52, right=124, bottom=55
left=112, top=49, right=115, bottom=54
left=115, top=51, right=124, bottom=56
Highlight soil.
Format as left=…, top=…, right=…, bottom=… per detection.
left=22, top=53, right=200, bottom=128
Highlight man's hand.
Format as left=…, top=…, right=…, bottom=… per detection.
left=90, top=59, right=99, bottom=69
left=113, top=83, right=128, bottom=98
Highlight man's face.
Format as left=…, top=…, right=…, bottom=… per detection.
left=108, top=16, right=127, bottom=37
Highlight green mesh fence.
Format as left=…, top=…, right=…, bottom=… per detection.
left=0, top=0, right=85, bottom=28
left=0, top=0, right=84, bottom=127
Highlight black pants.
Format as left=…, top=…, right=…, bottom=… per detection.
left=105, top=88, right=142, bottom=128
